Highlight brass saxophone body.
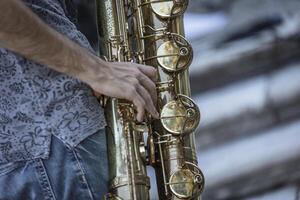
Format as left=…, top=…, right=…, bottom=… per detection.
left=96, top=0, right=204, bottom=199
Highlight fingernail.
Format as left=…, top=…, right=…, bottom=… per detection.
left=155, top=111, right=159, bottom=119
left=138, top=117, right=142, bottom=122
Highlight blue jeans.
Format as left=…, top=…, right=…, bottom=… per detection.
left=0, top=129, right=109, bottom=200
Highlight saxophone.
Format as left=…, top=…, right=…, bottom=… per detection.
left=96, top=0, right=205, bottom=199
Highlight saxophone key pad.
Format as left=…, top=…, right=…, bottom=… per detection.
left=168, top=169, right=197, bottom=199
left=169, top=163, right=205, bottom=199
left=150, top=0, right=188, bottom=18
left=157, top=39, right=192, bottom=73
left=160, top=94, right=200, bottom=136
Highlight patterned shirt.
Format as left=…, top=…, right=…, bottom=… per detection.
left=0, top=0, right=106, bottom=163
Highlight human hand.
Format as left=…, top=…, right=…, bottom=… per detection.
left=0, top=0, right=158, bottom=123
left=83, top=60, right=159, bottom=122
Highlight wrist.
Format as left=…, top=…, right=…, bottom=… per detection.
left=76, top=51, right=110, bottom=88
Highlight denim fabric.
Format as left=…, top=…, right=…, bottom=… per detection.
left=0, top=129, right=109, bottom=200
left=0, top=0, right=106, bottom=164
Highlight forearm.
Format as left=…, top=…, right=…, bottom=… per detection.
left=0, top=0, right=106, bottom=82
left=0, top=0, right=158, bottom=120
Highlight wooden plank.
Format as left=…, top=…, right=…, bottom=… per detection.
left=189, top=17, right=300, bottom=93
left=244, top=186, right=298, bottom=200
left=198, top=120, right=300, bottom=200
left=188, top=0, right=236, bottom=13
left=194, top=63, right=300, bottom=150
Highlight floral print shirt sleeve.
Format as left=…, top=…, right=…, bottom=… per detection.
left=0, top=0, right=106, bottom=163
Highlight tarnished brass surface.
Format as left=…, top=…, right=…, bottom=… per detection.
left=150, top=1, right=188, bottom=18
left=156, top=38, right=192, bottom=73
left=96, top=1, right=150, bottom=199
left=169, top=162, right=205, bottom=199
left=169, top=169, right=195, bottom=198
left=160, top=95, right=200, bottom=136
left=96, top=0, right=205, bottom=199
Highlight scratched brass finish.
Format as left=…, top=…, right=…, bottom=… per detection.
left=169, top=163, right=205, bottom=199
left=138, top=0, right=205, bottom=199
left=97, top=1, right=150, bottom=200
left=150, top=1, right=188, bottom=18
left=156, top=36, right=193, bottom=73
left=96, top=0, right=204, bottom=199
left=160, top=94, right=200, bottom=136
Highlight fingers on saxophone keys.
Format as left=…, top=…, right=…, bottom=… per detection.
left=131, top=92, right=146, bottom=122
left=137, top=85, right=159, bottom=119
left=128, top=64, right=159, bottom=121
left=127, top=84, right=158, bottom=121
left=137, top=64, right=158, bottom=82
left=137, top=73, right=157, bottom=106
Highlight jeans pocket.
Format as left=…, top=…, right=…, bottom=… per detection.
left=0, top=161, right=26, bottom=177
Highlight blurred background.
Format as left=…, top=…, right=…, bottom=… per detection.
left=75, top=0, right=300, bottom=199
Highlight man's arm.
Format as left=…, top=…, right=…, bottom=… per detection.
left=0, top=0, right=158, bottom=121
